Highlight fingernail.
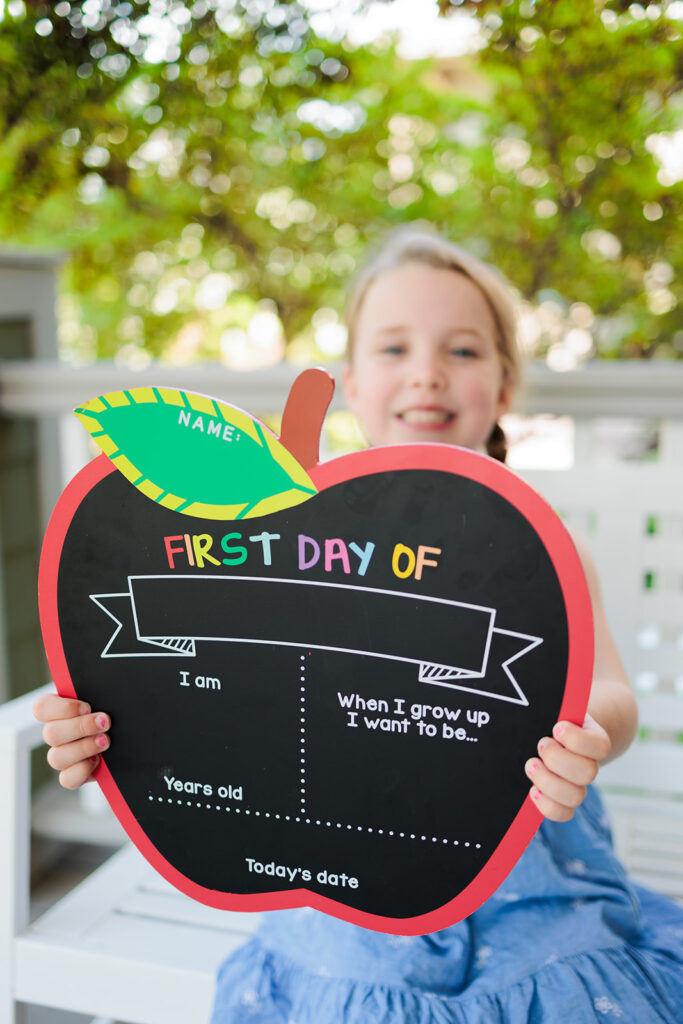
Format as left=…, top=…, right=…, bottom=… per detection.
left=527, top=761, right=538, bottom=774
left=90, top=755, right=100, bottom=764
left=554, top=723, right=566, bottom=738
left=95, top=735, right=109, bottom=749
left=531, top=787, right=541, bottom=800
left=538, top=740, right=547, bottom=753
left=96, top=715, right=108, bottom=730
left=80, top=703, right=91, bottom=716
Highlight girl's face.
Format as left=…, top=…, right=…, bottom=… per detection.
left=342, top=263, right=513, bottom=450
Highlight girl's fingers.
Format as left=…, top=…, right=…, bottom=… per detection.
left=525, top=757, right=586, bottom=815
left=525, top=715, right=610, bottom=822
left=33, top=694, right=111, bottom=790
left=528, top=783, right=576, bottom=823
left=551, top=715, right=611, bottom=762
left=58, top=756, right=100, bottom=791
left=47, top=732, right=110, bottom=772
left=535, top=736, right=599, bottom=787
left=33, top=693, right=91, bottom=723
left=42, top=711, right=110, bottom=748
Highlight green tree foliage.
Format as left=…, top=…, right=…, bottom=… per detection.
left=0, top=0, right=682, bottom=362
left=457, top=0, right=683, bottom=359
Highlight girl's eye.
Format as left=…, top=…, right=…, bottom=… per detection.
left=380, top=344, right=406, bottom=356
left=450, top=346, right=477, bottom=358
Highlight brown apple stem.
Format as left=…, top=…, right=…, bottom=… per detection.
left=279, top=368, right=335, bottom=471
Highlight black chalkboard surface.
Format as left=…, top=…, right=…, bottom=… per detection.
left=40, top=426, right=593, bottom=934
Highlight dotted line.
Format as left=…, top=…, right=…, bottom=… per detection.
left=300, top=654, right=306, bottom=814
left=149, top=650, right=483, bottom=849
left=148, top=794, right=481, bottom=848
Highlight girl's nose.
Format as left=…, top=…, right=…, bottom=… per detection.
left=408, top=354, right=446, bottom=389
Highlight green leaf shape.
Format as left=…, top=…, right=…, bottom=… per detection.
left=75, top=386, right=317, bottom=519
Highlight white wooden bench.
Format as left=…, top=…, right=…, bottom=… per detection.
left=0, top=686, right=261, bottom=1024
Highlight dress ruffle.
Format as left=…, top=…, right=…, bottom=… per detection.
left=211, top=933, right=682, bottom=1023
left=209, top=788, right=683, bottom=1023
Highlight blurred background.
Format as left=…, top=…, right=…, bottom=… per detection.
left=1, top=0, right=682, bottom=373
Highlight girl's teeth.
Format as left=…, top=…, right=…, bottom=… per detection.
left=401, top=409, right=452, bottom=424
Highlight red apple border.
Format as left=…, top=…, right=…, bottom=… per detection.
left=39, top=444, right=593, bottom=935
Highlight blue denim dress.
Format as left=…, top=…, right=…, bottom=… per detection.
left=210, top=787, right=683, bottom=1022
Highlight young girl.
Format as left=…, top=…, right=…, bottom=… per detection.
left=34, top=229, right=683, bottom=1022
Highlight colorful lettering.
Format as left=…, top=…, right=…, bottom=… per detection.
left=415, top=545, right=442, bottom=580
left=349, top=541, right=375, bottom=576
left=298, top=534, right=320, bottom=571
left=325, top=538, right=350, bottom=574
left=221, top=533, right=248, bottom=566
left=164, top=535, right=185, bottom=569
left=249, top=531, right=281, bottom=566
left=392, top=543, right=415, bottom=579
left=192, top=534, right=220, bottom=568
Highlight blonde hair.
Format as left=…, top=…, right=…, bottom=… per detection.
left=344, top=227, right=521, bottom=462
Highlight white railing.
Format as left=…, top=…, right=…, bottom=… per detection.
left=1, top=356, right=682, bottom=486
left=2, top=356, right=682, bottom=418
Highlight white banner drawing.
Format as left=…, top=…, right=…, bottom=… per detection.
left=90, top=575, right=544, bottom=706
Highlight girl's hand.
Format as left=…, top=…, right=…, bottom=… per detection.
left=524, top=712, right=611, bottom=822
left=32, top=693, right=111, bottom=790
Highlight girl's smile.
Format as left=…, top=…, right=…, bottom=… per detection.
left=342, top=263, right=512, bottom=451
left=397, top=405, right=456, bottom=428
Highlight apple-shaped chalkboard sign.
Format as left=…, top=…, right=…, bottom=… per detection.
left=39, top=370, right=593, bottom=934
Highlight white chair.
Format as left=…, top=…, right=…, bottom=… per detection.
left=0, top=685, right=261, bottom=1024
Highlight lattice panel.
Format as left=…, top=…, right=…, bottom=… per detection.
left=522, top=463, right=683, bottom=796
